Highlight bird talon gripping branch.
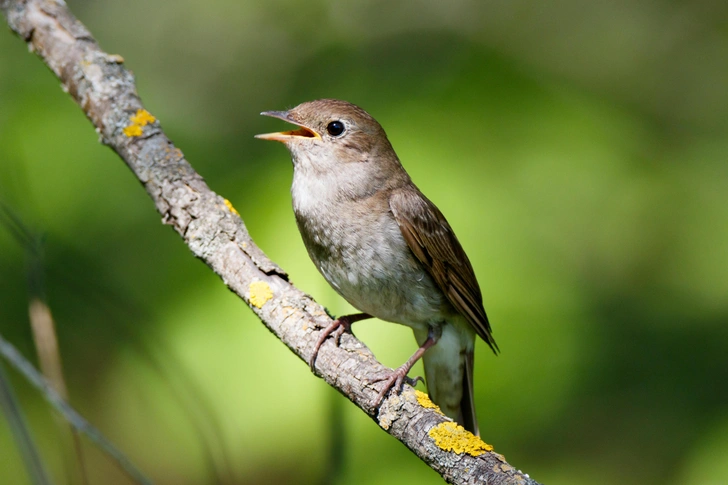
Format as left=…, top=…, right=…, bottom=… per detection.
left=309, top=312, right=371, bottom=371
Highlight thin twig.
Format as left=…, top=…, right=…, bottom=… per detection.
left=0, top=362, right=54, bottom=485
left=0, top=334, right=154, bottom=485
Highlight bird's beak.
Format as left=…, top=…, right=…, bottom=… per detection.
left=255, top=110, right=321, bottom=142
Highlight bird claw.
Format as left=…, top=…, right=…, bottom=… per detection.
left=331, top=322, right=348, bottom=346
left=372, top=367, right=424, bottom=407
left=309, top=313, right=371, bottom=372
left=309, top=318, right=352, bottom=371
left=409, top=375, right=425, bottom=387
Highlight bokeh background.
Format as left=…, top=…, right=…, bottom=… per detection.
left=1, top=1, right=727, bottom=484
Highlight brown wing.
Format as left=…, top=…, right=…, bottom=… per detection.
left=389, top=186, right=498, bottom=354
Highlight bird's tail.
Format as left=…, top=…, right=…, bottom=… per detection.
left=460, top=349, right=479, bottom=435
left=421, top=323, right=479, bottom=435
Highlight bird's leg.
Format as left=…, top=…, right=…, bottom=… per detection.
left=309, top=313, right=372, bottom=370
left=372, top=326, right=440, bottom=407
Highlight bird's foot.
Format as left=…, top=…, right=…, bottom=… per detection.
left=372, top=366, right=425, bottom=407
left=371, top=327, right=439, bottom=408
left=309, top=313, right=372, bottom=371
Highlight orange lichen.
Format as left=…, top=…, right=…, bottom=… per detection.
left=428, top=421, right=494, bottom=456
left=123, top=109, right=156, bottom=137
left=415, top=390, right=444, bottom=415
left=224, top=199, right=240, bottom=217
left=249, top=281, right=273, bottom=308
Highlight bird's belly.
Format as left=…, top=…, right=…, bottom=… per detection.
left=297, top=210, right=447, bottom=329
left=317, top=254, right=443, bottom=329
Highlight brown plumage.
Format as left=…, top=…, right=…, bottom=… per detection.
left=390, top=187, right=498, bottom=353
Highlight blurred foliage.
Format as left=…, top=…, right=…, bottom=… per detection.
left=1, top=0, right=727, bottom=484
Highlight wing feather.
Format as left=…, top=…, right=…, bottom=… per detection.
left=390, top=187, right=498, bottom=354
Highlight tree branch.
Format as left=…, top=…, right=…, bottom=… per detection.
left=1, top=1, right=540, bottom=483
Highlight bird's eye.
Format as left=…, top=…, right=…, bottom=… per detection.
left=326, top=121, right=345, bottom=137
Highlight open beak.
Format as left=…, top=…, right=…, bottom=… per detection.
left=255, top=110, right=321, bottom=142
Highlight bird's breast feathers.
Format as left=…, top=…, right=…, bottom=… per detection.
left=292, top=183, right=447, bottom=328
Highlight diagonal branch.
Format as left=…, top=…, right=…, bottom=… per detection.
left=1, top=1, right=540, bottom=483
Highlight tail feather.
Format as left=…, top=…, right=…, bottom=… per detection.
left=420, top=324, right=479, bottom=435
left=460, top=349, right=479, bottom=435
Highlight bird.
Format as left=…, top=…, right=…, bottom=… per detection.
left=255, top=99, right=497, bottom=434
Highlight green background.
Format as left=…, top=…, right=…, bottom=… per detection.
left=1, top=1, right=727, bottom=484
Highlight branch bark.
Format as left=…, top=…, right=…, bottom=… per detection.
left=1, top=1, right=540, bottom=483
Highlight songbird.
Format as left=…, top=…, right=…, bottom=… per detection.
left=256, top=99, right=497, bottom=434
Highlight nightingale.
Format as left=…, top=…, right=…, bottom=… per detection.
left=256, top=99, right=497, bottom=434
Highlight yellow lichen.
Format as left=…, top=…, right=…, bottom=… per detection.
left=124, top=109, right=156, bottom=137
left=122, top=124, right=142, bottom=137
left=415, top=390, right=444, bottom=415
left=249, top=281, right=273, bottom=308
left=130, top=109, right=156, bottom=126
left=224, top=199, right=240, bottom=216
left=428, top=421, right=494, bottom=456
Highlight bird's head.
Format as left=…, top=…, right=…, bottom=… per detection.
left=256, top=99, right=398, bottom=174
